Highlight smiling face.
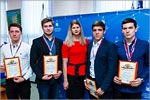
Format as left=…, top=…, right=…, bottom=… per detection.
left=9, top=26, right=22, bottom=44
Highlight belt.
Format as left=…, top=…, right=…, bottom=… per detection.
left=69, top=62, right=86, bottom=76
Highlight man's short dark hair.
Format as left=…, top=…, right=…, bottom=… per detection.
left=122, top=18, right=137, bottom=28
left=8, top=23, right=22, bottom=32
left=92, top=20, right=105, bottom=31
left=41, top=17, right=54, bottom=27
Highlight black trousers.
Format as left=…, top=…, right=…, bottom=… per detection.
left=6, top=79, right=31, bottom=99
left=113, top=88, right=141, bottom=99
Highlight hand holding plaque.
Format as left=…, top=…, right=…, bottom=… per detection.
left=86, top=78, right=99, bottom=98
left=4, top=57, right=22, bottom=79
left=118, top=60, right=138, bottom=85
left=43, top=55, right=58, bottom=75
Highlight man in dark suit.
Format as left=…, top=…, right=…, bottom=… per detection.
left=84, top=20, right=118, bottom=99
left=30, top=18, right=63, bottom=99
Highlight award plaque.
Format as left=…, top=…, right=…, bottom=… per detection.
left=4, top=57, right=22, bottom=79
left=118, top=60, right=138, bottom=84
left=86, top=78, right=99, bottom=98
left=43, top=55, right=58, bottom=75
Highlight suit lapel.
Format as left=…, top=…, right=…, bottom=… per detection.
left=40, top=37, right=50, bottom=54
left=88, top=42, right=93, bottom=59
left=95, top=39, right=106, bottom=57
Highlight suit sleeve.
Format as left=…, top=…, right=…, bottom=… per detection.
left=30, top=40, right=43, bottom=79
left=139, top=42, right=149, bottom=80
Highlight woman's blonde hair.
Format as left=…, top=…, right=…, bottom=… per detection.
left=64, top=20, right=86, bottom=47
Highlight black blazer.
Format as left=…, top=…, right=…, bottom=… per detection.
left=86, top=39, right=118, bottom=92
left=30, top=36, right=63, bottom=82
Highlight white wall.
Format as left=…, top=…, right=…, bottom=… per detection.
left=6, top=0, right=21, bottom=10
left=52, top=0, right=94, bottom=16
left=6, top=0, right=94, bottom=16
left=6, top=0, right=150, bottom=16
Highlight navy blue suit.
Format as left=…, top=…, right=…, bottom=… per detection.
left=114, top=39, right=149, bottom=93
left=86, top=39, right=118, bottom=98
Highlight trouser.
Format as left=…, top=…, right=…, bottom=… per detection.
left=37, top=78, right=60, bottom=99
left=6, top=79, right=31, bottom=99
left=113, top=88, right=141, bottom=99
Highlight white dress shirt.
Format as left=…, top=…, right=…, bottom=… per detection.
left=0, top=41, right=33, bottom=80
left=90, top=38, right=103, bottom=78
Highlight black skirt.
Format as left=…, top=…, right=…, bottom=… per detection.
left=66, top=74, right=85, bottom=99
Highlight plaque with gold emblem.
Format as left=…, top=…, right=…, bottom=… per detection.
left=43, top=55, right=58, bottom=75
left=4, top=57, right=22, bottom=79
left=118, top=60, right=138, bottom=85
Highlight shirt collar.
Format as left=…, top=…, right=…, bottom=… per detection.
left=93, top=37, right=104, bottom=46
left=43, top=34, right=54, bottom=41
left=11, top=39, right=21, bottom=48
left=124, top=37, right=136, bottom=46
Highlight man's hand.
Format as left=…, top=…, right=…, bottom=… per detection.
left=52, top=71, right=62, bottom=79
left=113, top=76, right=122, bottom=85
left=95, top=88, right=104, bottom=96
left=130, top=78, right=143, bottom=87
left=13, top=76, right=25, bottom=83
left=42, top=74, right=52, bottom=80
left=84, top=79, right=90, bottom=90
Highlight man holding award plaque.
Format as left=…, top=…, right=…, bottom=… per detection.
left=30, top=17, right=63, bottom=99
left=0, top=23, right=33, bottom=99
left=113, top=18, right=149, bottom=99
left=84, top=21, right=118, bottom=99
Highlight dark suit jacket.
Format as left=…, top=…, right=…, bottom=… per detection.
left=86, top=39, right=118, bottom=92
left=30, top=36, right=63, bottom=82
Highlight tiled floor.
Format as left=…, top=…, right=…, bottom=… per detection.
left=30, top=83, right=39, bottom=100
